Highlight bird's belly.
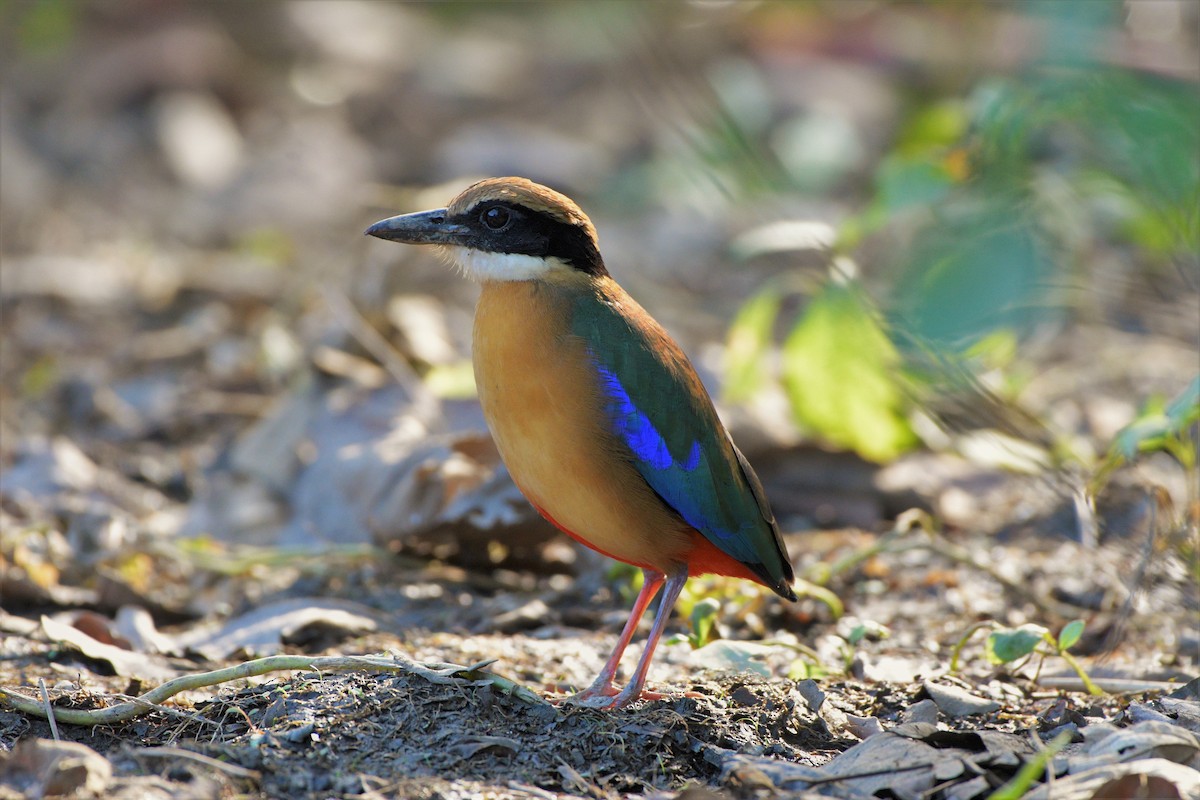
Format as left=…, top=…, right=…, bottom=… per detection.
left=472, top=282, right=691, bottom=571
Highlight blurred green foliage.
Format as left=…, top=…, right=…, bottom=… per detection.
left=681, top=597, right=721, bottom=650
left=9, top=0, right=78, bottom=55
left=781, top=282, right=917, bottom=461
left=723, top=287, right=781, bottom=404
left=1094, top=377, right=1200, bottom=503
left=878, top=64, right=1198, bottom=348
left=725, top=3, right=1198, bottom=468
left=1112, top=378, right=1200, bottom=467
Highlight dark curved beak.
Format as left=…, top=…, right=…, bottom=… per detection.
left=364, top=208, right=469, bottom=245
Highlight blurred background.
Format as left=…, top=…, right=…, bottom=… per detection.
left=1, top=1, right=1197, bottom=667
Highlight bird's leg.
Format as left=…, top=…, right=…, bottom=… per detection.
left=567, top=569, right=664, bottom=703
left=604, top=567, right=688, bottom=708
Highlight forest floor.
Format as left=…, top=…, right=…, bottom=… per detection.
left=3, top=4, right=1198, bottom=799
left=2, top=384, right=1197, bottom=799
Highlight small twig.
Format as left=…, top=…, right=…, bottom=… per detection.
left=38, top=679, right=59, bottom=741
left=131, top=746, right=261, bottom=780
left=506, top=781, right=560, bottom=800
left=1, top=652, right=547, bottom=727
left=1035, top=675, right=1185, bottom=695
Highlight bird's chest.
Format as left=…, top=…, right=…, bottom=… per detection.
left=470, top=279, right=692, bottom=570
left=472, top=282, right=598, bottom=491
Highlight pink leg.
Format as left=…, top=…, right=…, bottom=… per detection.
left=569, top=569, right=665, bottom=702
left=605, top=568, right=688, bottom=708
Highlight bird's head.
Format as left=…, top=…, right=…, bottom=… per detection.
left=366, top=177, right=606, bottom=281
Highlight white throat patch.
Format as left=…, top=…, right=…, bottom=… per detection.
left=443, top=246, right=566, bottom=282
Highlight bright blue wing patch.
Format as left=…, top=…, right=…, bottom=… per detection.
left=591, top=356, right=746, bottom=547
left=592, top=362, right=690, bottom=471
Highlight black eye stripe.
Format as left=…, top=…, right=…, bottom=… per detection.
left=454, top=201, right=606, bottom=276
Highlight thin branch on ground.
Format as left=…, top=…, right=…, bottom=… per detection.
left=1, top=651, right=547, bottom=727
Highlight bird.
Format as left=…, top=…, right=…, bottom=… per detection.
left=366, top=177, right=796, bottom=708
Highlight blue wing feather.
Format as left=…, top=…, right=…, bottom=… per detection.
left=571, top=281, right=795, bottom=597
left=582, top=326, right=763, bottom=566
left=588, top=349, right=760, bottom=560
left=593, top=362, right=701, bottom=472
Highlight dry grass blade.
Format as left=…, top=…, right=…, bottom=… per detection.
left=38, top=678, right=59, bottom=742
left=131, top=746, right=262, bottom=780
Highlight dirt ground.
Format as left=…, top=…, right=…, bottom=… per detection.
left=2, top=3, right=1199, bottom=799
left=2, top=495, right=1197, bottom=798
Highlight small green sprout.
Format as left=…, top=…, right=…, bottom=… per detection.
left=836, top=619, right=890, bottom=674
left=953, top=619, right=1101, bottom=695
left=786, top=658, right=830, bottom=681
left=685, top=598, right=722, bottom=649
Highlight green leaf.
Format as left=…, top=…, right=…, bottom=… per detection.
left=1114, top=377, right=1200, bottom=460
left=1057, top=620, right=1085, bottom=652
left=782, top=282, right=916, bottom=462
left=724, top=287, right=781, bottom=403
left=890, top=201, right=1056, bottom=347
left=689, top=598, right=721, bottom=649
left=21, top=356, right=59, bottom=398
left=1165, top=376, right=1200, bottom=429
left=424, top=360, right=477, bottom=399
left=17, top=0, right=78, bottom=55
left=875, top=156, right=954, bottom=215
left=894, top=100, right=968, bottom=155
left=963, top=329, right=1019, bottom=372
left=787, top=658, right=830, bottom=681
left=986, top=624, right=1049, bottom=664
left=846, top=620, right=889, bottom=646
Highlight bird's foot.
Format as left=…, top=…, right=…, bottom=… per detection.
left=556, top=682, right=666, bottom=709
left=552, top=680, right=618, bottom=706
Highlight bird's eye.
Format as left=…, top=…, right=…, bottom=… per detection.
left=481, top=206, right=511, bottom=230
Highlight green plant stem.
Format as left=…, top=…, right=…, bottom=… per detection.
left=1056, top=648, right=1103, bottom=696
left=810, top=509, right=931, bottom=586
left=949, top=621, right=999, bottom=673
left=986, top=730, right=1072, bottom=800
left=794, top=577, right=845, bottom=619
